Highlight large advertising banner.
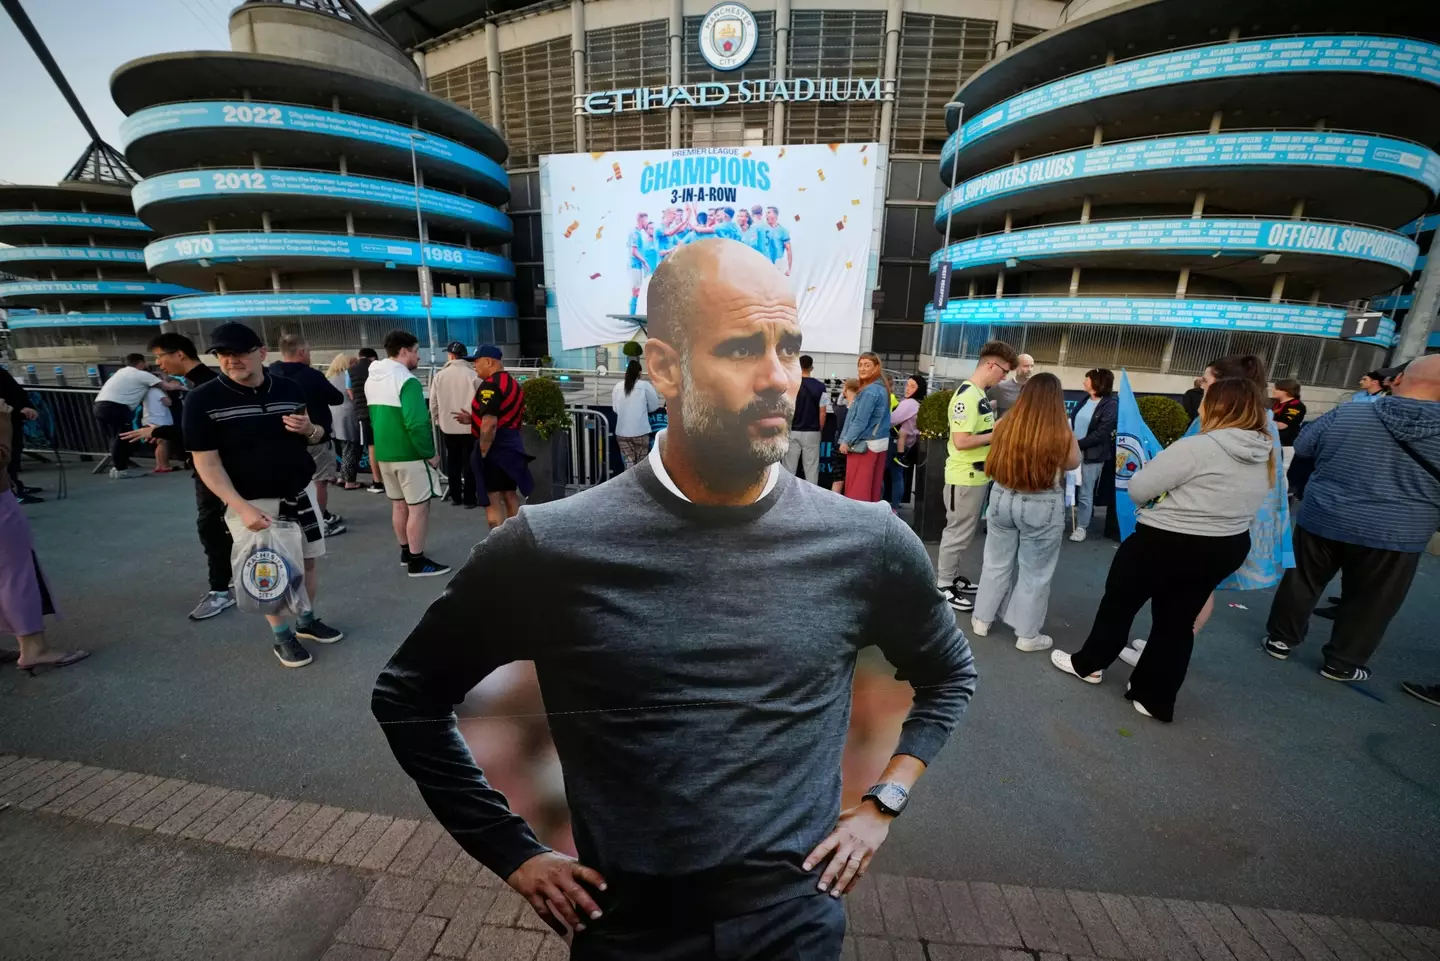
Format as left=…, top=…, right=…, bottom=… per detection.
left=541, top=144, right=880, bottom=353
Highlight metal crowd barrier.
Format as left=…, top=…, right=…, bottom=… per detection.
left=16, top=383, right=619, bottom=492
left=19, top=385, right=108, bottom=460
left=566, top=406, right=612, bottom=490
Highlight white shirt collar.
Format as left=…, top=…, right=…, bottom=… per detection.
left=648, top=429, right=781, bottom=504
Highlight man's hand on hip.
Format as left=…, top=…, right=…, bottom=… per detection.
left=803, top=801, right=893, bottom=897
left=507, top=851, right=608, bottom=935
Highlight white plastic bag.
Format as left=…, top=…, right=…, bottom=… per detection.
left=1063, top=466, right=1083, bottom=507
left=231, top=520, right=311, bottom=617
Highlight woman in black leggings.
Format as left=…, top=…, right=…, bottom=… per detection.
left=1051, top=379, right=1276, bottom=721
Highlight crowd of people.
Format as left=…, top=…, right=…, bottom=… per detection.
left=912, top=341, right=1440, bottom=719
left=0, top=322, right=537, bottom=671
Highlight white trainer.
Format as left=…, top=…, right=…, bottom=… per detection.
left=1069, top=528, right=1087, bottom=542
left=1050, top=649, right=1102, bottom=684
left=1016, top=634, right=1054, bottom=653
left=970, top=617, right=990, bottom=637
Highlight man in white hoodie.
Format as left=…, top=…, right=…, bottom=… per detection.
left=430, top=341, right=481, bottom=509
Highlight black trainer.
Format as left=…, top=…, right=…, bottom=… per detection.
left=295, top=619, right=344, bottom=644
left=366, top=482, right=385, bottom=494
left=407, top=555, right=452, bottom=577
left=953, top=575, right=979, bottom=596
left=1401, top=681, right=1440, bottom=706
left=1262, top=635, right=1291, bottom=660
left=940, top=583, right=974, bottom=612
left=400, top=546, right=413, bottom=566
left=1320, top=663, right=1371, bottom=682
left=273, top=633, right=312, bottom=668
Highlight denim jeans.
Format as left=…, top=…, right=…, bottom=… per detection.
left=1075, top=460, right=1105, bottom=530
left=973, top=483, right=1065, bottom=639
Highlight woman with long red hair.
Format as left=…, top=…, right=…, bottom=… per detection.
left=970, top=374, right=1081, bottom=652
left=836, top=352, right=891, bottom=502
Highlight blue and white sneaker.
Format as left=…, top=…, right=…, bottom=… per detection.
left=407, top=555, right=452, bottom=578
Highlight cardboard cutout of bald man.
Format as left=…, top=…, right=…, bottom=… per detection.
left=374, top=239, right=976, bottom=960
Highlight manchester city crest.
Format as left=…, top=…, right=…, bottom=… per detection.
left=1113, top=434, right=1148, bottom=490
left=241, top=547, right=291, bottom=602
left=699, top=2, right=758, bottom=71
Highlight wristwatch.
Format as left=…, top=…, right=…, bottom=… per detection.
left=862, top=782, right=910, bottom=817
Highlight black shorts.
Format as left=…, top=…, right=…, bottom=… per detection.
left=481, top=457, right=518, bottom=493
left=357, top=420, right=374, bottom=447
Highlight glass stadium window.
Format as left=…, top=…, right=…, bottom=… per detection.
left=502, top=38, right=576, bottom=168
left=586, top=20, right=670, bottom=152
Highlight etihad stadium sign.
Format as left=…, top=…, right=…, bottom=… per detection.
left=576, top=77, right=895, bottom=116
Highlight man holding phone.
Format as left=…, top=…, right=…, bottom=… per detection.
left=183, top=322, right=344, bottom=668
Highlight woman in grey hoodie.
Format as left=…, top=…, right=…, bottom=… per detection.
left=1050, top=379, right=1275, bottom=721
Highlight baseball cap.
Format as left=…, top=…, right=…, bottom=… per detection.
left=465, top=344, right=504, bottom=361
left=445, top=341, right=468, bottom=357
left=207, top=322, right=264, bottom=355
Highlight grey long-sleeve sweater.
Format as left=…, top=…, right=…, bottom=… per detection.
left=372, top=457, right=977, bottom=917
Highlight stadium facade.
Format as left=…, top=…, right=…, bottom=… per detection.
left=926, top=0, right=1440, bottom=393
left=378, top=0, right=1440, bottom=393
left=109, top=0, right=517, bottom=365
left=374, top=0, right=1069, bottom=371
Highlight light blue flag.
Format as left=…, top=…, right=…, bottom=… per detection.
left=1113, top=370, right=1164, bottom=541
left=1180, top=409, right=1296, bottom=589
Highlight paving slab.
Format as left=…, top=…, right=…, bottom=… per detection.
left=0, top=809, right=367, bottom=961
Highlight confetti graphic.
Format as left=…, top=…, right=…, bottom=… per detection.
left=542, top=143, right=878, bottom=353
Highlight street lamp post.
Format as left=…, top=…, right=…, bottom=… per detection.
left=408, top=132, right=437, bottom=367
left=934, top=101, right=964, bottom=372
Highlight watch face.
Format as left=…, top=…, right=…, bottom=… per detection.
left=871, top=783, right=908, bottom=814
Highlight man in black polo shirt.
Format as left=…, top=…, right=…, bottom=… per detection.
left=183, top=322, right=343, bottom=668
left=121, top=332, right=234, bottom=621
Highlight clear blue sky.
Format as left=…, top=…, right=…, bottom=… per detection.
left=0, top=0, right=387, bottom=186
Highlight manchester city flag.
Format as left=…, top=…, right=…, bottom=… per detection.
left=1113, top=370, right=1164, bottom=541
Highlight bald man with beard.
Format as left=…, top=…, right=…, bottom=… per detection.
left=372, top=238, right=976, bottom=960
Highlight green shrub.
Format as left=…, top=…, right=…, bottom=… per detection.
left=622, top=340, right=643, bottom=358
left=522, top=376, right=569, bottom=440
left=1138, top=395, right=1192, bottom=447
left=916, top=389, right=954, bottom=440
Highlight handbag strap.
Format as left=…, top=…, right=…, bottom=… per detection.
left=1395, top=436, right=1440, bottom=485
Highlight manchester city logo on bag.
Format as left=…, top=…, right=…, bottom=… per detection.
left=241, top=548, right=291, bottom=602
